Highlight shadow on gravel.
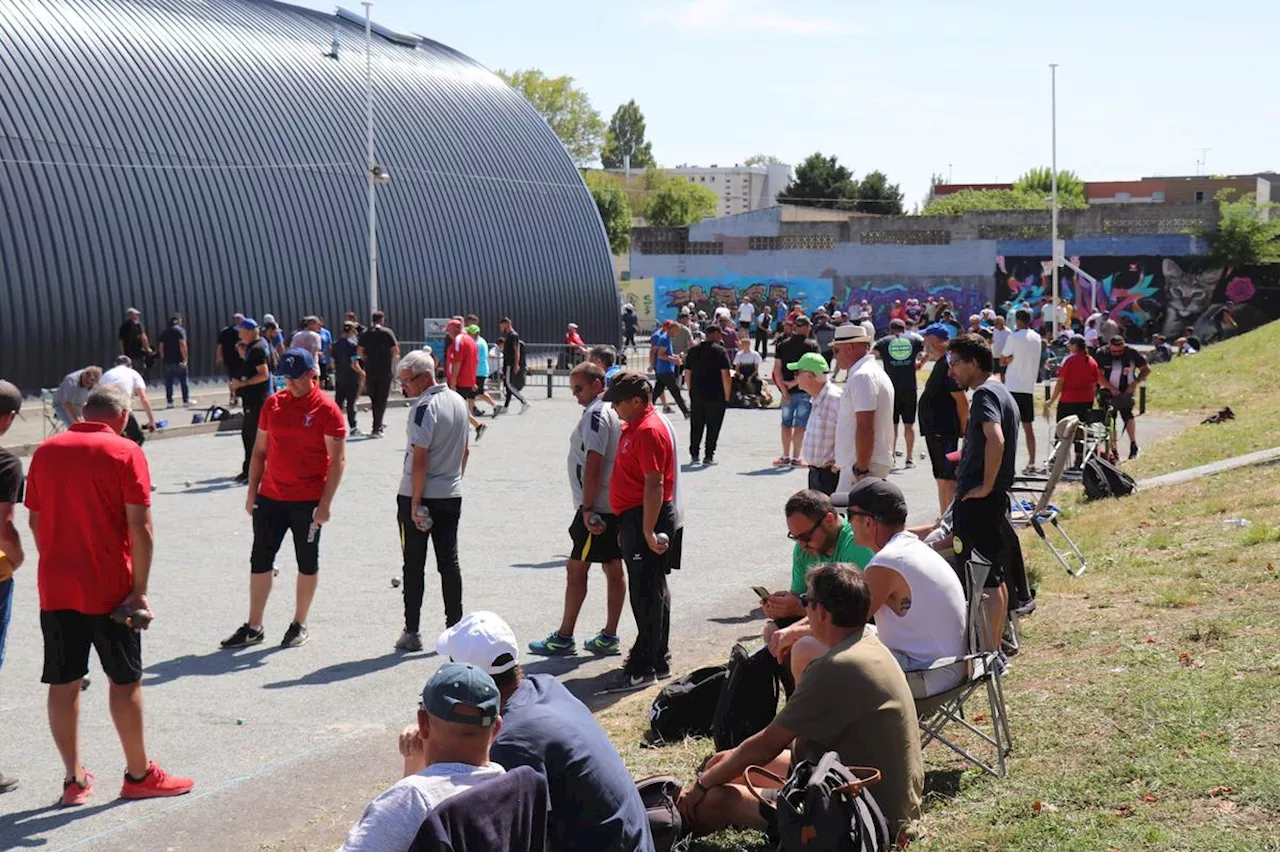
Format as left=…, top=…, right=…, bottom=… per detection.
left=144, top=646, right=287, bottom=687
left=510, top=556, right=570, bottom=569
left=0, top=800, right=124, bottom=848
left=261, top=651, right=429, bottom=690
left=707, top=610, right=761, bottom=625
left=737, top=467, right=798, bottom=477
left=157, top=476, right=242, bottom=496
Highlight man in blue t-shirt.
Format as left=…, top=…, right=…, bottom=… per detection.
left=650, top=320, right=688, bottom=418
left=398, top=612, right=652, bottom=852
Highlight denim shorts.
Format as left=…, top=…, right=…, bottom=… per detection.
left=779, top=389, right=812, bottom=428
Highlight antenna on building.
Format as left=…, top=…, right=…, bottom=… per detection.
left=1195, top=148, right=1211, bottom=176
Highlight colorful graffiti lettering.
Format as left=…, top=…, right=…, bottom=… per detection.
left=654, top=276, right=833, bottom=320
left=833, top=276, right=989, bottom=326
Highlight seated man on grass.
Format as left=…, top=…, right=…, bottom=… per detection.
left=340, top=663, right=504, bottom=852
left=676, top=564, right=923, bottom=846
left=761, top=490, right=873, bottom=649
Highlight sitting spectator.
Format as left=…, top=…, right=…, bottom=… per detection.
left=675, top=564, right=923, bottom=845
left=421, top=612, right=653, bottom=852
left=340, top=663, right=505, bottom=852
left=761, top=490, right=873, bottom=655
left=837, top=479, right=966, bottom=692
left=1149, top=334, right=1173, bottom=364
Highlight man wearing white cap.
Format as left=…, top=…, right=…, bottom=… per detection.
left=428, top=612, right=653, bottom=851
left=830, top=325, right=894, bottom=493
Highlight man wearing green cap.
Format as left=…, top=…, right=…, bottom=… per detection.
left=789, top=352, right=842, bottom=494
left=465, top=321, right=499, bottom=417
left=340, top=662, right=505, bottom=852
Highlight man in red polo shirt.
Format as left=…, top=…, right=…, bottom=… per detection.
left=1044, top=334, right=1102, bottom=469
left=445, top=318, right=485, bottom=441
left=25, top=385, right=193, bottom=806
left=602, top=372, right=681, bottom=693
left=222, top=349, right=347, bottom=650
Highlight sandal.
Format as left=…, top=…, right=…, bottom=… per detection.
left=773, top=456, right=791, bottom=467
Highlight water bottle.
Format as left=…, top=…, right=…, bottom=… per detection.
left=414, top=505, right=433, bottom=533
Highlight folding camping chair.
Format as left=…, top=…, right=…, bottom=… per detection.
left=1009, top=416, right=1087, bottom=577
left=39, top=388, right=68, bottom=438
left=910, top=551, right=1013, bottom=777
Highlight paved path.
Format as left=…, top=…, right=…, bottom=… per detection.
left=1138, top=446, right=1280, bottom=489
left=0, top=396, right=1189, bottom=851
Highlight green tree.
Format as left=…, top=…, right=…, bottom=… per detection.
left=497, top=69, right=604, bottom=165
left=744, top=153, right=783, bottom=166
left=1208, top=191, right=1280, bottom=266
left=1013, top=167, right=1086, bottom=205
left=776, top=152, right=856, bottom=208
left=600, top=100, right=655, bottom=170
left=851, top=170, right=904, bottom=215
left=583, top=172, right=632, bottom=255
left=923, top=187, right=1087, bottom=216
left=642, top=174, right=718, bottom=226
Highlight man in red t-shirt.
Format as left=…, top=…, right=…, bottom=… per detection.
left=602, top=372, right=681, bottom=693
left=222, top=348, right=347, bottom=650
left=445, top=318, right=485, bottom=441
left=25, top=385, right=193, bottom=806
left=1044, top=334, right=1102, bottom=468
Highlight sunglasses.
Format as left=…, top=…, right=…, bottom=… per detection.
left=787, top=515, right=825, bottom=543
left=798, top=593, right=813, bottom=609
left=846, top=510, right=875, bottom=520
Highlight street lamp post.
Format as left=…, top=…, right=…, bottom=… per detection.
left=363, top=0, right=379, bottom=317
left=1050, top=63, right=1059, bottom=341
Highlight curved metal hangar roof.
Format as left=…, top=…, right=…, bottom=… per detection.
left=0, top=0, right=617, bottom=389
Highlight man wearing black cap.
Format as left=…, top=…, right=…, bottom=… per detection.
left=0, top=380, right=25, bottom=794
left=118, top=308, right=153, bottom=380
left=340, top=662, right=505, bottom=852
left=917, top=324, right=969, bottom=514
left=1093, top=335, right=1149, bottom=460
left=229, top=319, right=272, bottom=484
left=222, top=349, right=347, bottom=650
left=331, top=321, right=366, bottom=434
left=683, top=324, right=732, bottom=465
left=603, top=372, right=680, bottom=691
left=358, top=311, right=401, bottom=437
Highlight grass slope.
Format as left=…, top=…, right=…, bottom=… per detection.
left=1129, top=321, right=1280, bottom=477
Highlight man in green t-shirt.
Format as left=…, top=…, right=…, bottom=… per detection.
left=761, top=490, right=872, bottom=650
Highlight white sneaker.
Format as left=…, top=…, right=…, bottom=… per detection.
left=520, top=402, right=531, bottom=415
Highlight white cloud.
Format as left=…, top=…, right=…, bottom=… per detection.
left=669, top=0, right=858, bottom=37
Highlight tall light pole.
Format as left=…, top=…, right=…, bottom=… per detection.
left=363, top=0, right=379, bottom=317
left=1049, top=62, right=1059, bottom=340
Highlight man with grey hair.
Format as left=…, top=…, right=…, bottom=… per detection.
left=395, top=350, right=470, bottom=650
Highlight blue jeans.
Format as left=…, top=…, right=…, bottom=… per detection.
left=0, top=579, right=13, bottom=670
left=780, top=389, right=812, bottom=428
left=164, top=363, right=189, bottom=404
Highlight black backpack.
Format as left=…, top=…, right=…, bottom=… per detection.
left=712, top=643, right=781, bottom=750
left=646, top=665, right=727, bottom=745
left=768, top=752, right=891, bottom=852
left=635, top=774, right=691, bottom=852
left=1082, top=456, right=1137, bottom=501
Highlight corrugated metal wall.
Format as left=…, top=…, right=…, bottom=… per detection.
left=0, top=0, right=619, bottom=390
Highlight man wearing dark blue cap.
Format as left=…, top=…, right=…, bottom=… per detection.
left=340, top=662, right=505, bottom=852
left=229, top=318, right=272, bottom=484
left=222, top=348, right=347, bottom=650
left=916, top=324, right=969, bottom=514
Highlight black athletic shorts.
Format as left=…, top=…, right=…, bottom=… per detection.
left=251, top=495, right=321, bottom=576
left=456, top=385, right=479, bottom=400
left=952, top=492, right=1009, bottom=589
left=568, top=510, right=623, bottom=564
left=1103, top=392, right=1136, bottom=423
left=924, top=434, right=959, bottom=481
left=41, top=610, right=143, bottom=685
left=892, top=384, right=917, bottom=426
left=1011, top=392, right=1035, bottom=424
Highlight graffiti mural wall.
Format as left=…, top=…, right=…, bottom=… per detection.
left=834, top=276, right=990, bottom=327
left=996, top=256, right=1280, bottom=342
left=619, top=278, right=658, bottom=333
left=654, top=276, right=834, bottom=320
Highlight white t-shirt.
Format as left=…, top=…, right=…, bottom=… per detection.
left=1002, top=327, right=1042, bottom=394
left=867, top=531, right=967, bottom=666
left=1084, top=325, right=1099, bottom=347
left=568, top=396, right=619, bottom=513
left=733, top=350, right=763, bottom=370
left=339, top=762, right=505, bottom=852
left=99, top=365, right=146, bottom=407
left=738, top=302, right=755, bottom=324
left=834, top=353, right=895, bottom=476
left=991, top=327, right=1011, bottom=360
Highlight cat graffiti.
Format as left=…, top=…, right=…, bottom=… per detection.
left=1161, top=259, right=1224, bottom=338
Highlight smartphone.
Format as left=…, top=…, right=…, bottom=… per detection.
left=751, top=586, right=772, bottom=602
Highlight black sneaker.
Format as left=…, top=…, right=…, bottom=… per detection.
left=690, top=455, right=700, bottom=466
left=597, top=669, right=657, bottom=695
left=220, top=623, right=265, bottom=649
left=233, top=472, right=249, bottom=485
left=655, top=665, right=672, bottom=680
left=475, top=423, right=488, bottom=442
left=281, top=621, right=309, bottom=648
left=1129, top=444, right=1140, bottom=460
left=703, top=456, right=716, bottom=466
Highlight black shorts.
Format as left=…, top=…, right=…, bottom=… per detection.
left=568, top=511, right=623, bottom=564
left=952, top=493, right=1008, bottom=588
left=41, top=610, right=143, bottom=685
left=924, top=434, right=959, bottom=481
left=618, top=504, right=682, bottom=574
left=456, top=386, right=479, bottom=400
left=1103, top=392, right=1136, bottom=423
left=1011, top=392, right=1035, bottom=424
left=251, top=495, right=321, bottom=576
left=892, top=384, right=917, bottom=425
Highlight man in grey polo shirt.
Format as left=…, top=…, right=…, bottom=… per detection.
left=395, top=350, right=470, bottom=651
left=52, top=366, right=103, bottom=426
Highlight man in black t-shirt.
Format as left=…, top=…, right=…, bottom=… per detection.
left=916, top=325, right=969, bottom=514
left=770, top=316, right=820, bottom=466
left=118, top=308, right=153, bottom=379
left=947, top=333, right=1018, bottom=652
left=356, top=311, right=400, bottom=436
left=157, top=315, right=190, bottom=408
left=331, top=322, right=366, bottom=433
left=1, top=379, right=28, bottom=794
left=873, top=319, right=925, bottom=469
left=1094, top=335, right=1150, bottom=459
left=216, top=313, right=246, bottom=406
left=497, top=316, right=531, bottom=413
left=229, top=320, right=273, bottom=483
left=683, top=325, right=733, bottom=465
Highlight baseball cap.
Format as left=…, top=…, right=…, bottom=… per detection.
left=114, top=354, right=133, bottom=367
left=465, top=324, right=480, bottom=335
left=278, top=348, right=316, bottom=379
left=832, top=324, right=869, bottom=344
left=832, top=310, right=844, bottom=319
left=125, top=307, right=140, bottom=316
left=0, top=380, right=22, bottom=416
left=421, top=662, right=500, bottom=727
left=239, top=318, right=259, bottom=330
left=262, top=313, right=277, bottom=326
left=922, top=323, right=952, bottom=341
left=601, top=371, right=651, bottom=403
left=793, top=315, right=811, bottom=327
left=1109, top=335, right=1126, bottom=346
left=831, top=477, right=909, bottom=524
left=568, top=322, right=579, bottom=329
left=446, top=318, right=463, bottom=332
left=787, top=352, right=829, bottom=375
left=436, top=611, right=520, bottom=674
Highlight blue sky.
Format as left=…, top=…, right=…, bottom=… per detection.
left=293, top=0, right=1276, bottom=208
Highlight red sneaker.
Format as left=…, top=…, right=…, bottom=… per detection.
left=119, top=763, right=193, bottom=799
left=61, top=771, right=95, bottom=807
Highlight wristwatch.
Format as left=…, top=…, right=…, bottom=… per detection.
left=852, top=466, right=870, bottom=476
